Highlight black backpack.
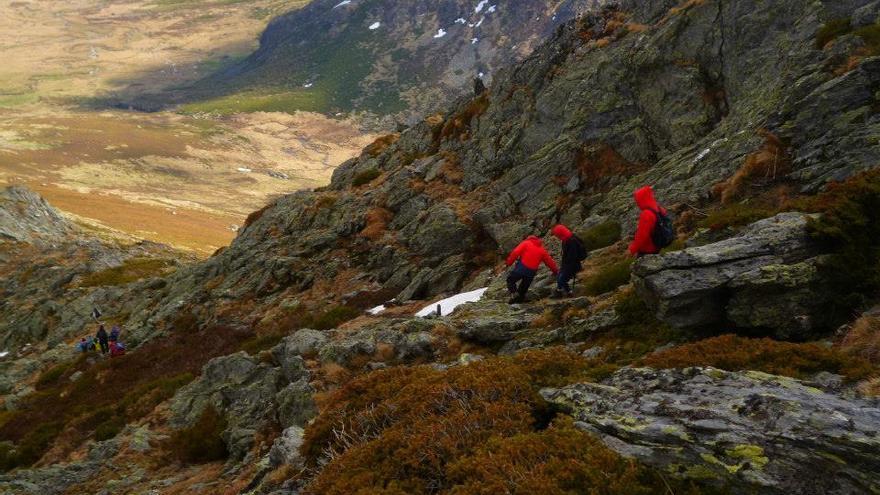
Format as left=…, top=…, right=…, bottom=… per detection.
left=570, top=235, right=588, bottom=262
left=649, top=208, right=675, bottom=249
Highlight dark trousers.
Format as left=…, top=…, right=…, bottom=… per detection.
left=507, top=263, right=537, bottom=298
left=557, top=265, right=578, bottom=293
left=98, top=339, right=109, bottom=354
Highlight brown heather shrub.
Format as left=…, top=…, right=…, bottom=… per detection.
left=302, top=349, right=609, bottom=494
left=440, top=93, right=489, bottom=142
left=301, top=349, right=697, bottom=493
left=0, top=321, right=248, bottom=470
left=364, top=133, right=399, bottom=157
left=713, top=130, right=790, bottom=204
left=858, top=377, right=880, bottom=397
left=641, top=334, right=875, bottom=381
left=576, top=144, right=646, bottom=192
left=447, top=417, right=700, bottom=495
left=838, top=316, right=880, bottom=362
left=360, top=207, right=393, bottom=240
left=243, top=203, right=273, bottom=230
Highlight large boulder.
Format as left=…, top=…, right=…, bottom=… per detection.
left=542, top=367, right=880, bottom=494
left=632, top=213, right=833, bottom=338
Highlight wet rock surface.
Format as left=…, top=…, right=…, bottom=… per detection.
left=542, top=366, right=880, bottom=494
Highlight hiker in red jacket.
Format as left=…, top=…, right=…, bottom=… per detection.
left=628, top=185, right=667, bottom=257
left=505, top=236, right=558, bottom=303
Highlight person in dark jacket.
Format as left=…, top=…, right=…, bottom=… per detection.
left=109, top=326, right=120, bottom=343
left=551, top=224, right=586, bottom=298
left=505, top=235, right=559, bottom=304
left=628, top=185, right=667, bottom=257
left=96, top=325, right=109, bottom=354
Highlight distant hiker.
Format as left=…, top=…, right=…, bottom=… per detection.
left=505, top=236, right=559, bottom=304
left=96, top=325, right=109, bottom=354
left=109, top=326, right=120, bottom=343
left=551, top=224, right=588, bottom=298
left=473, top=76, right=486, bottom=96
left=91, top=307, right=102, bottom=321
left=77, top=338, right=88, bottom=353
left=109, top=341, right=126, bottom=358
left=628, top=185, right=675, bottom=257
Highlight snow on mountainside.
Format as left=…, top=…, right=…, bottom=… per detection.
left=186, top=0, right=606, bottom=122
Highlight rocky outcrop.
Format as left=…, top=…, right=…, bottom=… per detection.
left=170, top=351, right=315, bottom=461
left=633, top=213, right=835, bottom=338
left=0, top=438, right=120, bottom=495
left=0, top=186, right=73, bottom=244
left=542, top=367, right=880, bottom=494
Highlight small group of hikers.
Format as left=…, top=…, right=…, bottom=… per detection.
left=505, top=185, right=673, bottom=303
left=77, top=324, right=126, bottom=358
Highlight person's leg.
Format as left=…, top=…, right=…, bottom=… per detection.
left=507, top=270, right=522, bottom=295
left=557, top=267, right=573, bottom=295
left=518, top=274, right=534, bottom=299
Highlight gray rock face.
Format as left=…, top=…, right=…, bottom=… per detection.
left=633, top=213, right=833, bottom=337
left=170, top=351, right=316, bottom=461
left=0, top=186, right=73, bottom=244
left=542, top=367, right=880, bottom=494
left=0, top=438, right=120, bottom=495
left=268, top=426, right=305, bottom=469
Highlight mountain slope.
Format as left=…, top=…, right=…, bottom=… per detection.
left=184, top=0, right=605, bottom=120
left=3, top=0, right=880, bottom=492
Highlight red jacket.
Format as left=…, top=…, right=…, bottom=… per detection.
left=507, top=236, right=559, bottom=274
left=628, top=186, right=667, bottom=256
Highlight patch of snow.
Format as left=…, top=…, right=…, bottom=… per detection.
left=475, top=16, right=484, bottom=27
left=333, top=0, right=351, bottom=8
left=303, top=83, right=314, bottom=88
left=416, top=288, right=488, bottom=317
left=367, top=305, right=386, bottom=315
left=487, top=5, right=496, bottom=13
left=471, top=37, right=479, bottom=44
left=434, top=28, right=447, bottom=38
left=237, top=167, right=252, bottom=173
left=478, top=71, right=485, bottom=78
left=475, top=0, right=488, bottom=13
left=0, top=351, right=8, bottom=358
left=455, top=18, right=467, bottom=24
left=694, top=148, right=711, bottom=163
left=369, top=21, right=381, bottom=30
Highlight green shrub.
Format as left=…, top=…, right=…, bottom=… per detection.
left=240, top=333, right=286, bottom=355
left=854, top=23, right=880, bottom=55
left=78, top=258, right=174, bottom=288
left=699, top=203, right=777, bottom=231
left=806, top=170, right=880, bottom=329
left=582, top=259, right=633, bottom=296
left=816, top=18, right=852, bottom=48
left=166, top=406, right=228, bottom=464
left=578, top=221, right=621, bottom=251
left=14, top=421, right=64, bottom=468
left=352, top=168, right=381, bottom=187
left=641, top=334, right=875, bottom=381
left=35, top=362, right=73, bottom=389
left=310, top=305, right=360, bottom=330
left=118, top=373, right=194, bottom=420
left=94, top=418, right=125, bottom=441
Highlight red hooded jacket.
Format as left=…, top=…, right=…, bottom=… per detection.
left=506, top=236, right=559, bottom=274
left=628, top=186, right=667, bottom=256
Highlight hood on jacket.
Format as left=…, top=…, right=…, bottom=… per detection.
left=551, top=225, right=573, bottom=241
left=634, top=186, right=659, bottom=211
left=526, top=235, right=543, bottom=246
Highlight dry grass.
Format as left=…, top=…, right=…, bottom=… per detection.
left=360, top=207, right=393, bottom=240
left=713, top=130, right=791, bottom=204
left=364, top=133, right=400, bottom=157
left=838, top=316, right=880, bottom=362
left=576, top=143, right=646, bottom=192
